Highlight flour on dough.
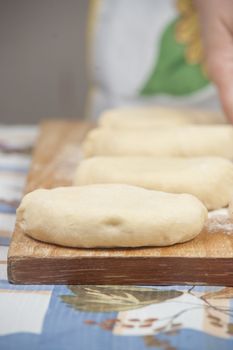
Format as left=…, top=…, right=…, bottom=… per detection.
left=17, top=185, right=207, bottom=248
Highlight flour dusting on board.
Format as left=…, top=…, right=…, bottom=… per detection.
left=207, top=208, right=233, bottom=235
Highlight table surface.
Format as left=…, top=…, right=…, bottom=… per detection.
left=1, top=125, right=233, bottom=350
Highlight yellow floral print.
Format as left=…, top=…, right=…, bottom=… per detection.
left=175, top=0, right=205, bottom=67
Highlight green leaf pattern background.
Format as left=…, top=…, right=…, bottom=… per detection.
left=140, top=19, right=210, bottom=96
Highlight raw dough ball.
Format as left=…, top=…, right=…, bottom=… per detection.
left=99, top=107, right=226, bottom=129
left=83, top=125, right=233, bottom=159
left=74, top=156, right=233, bottom=210
left=17, top=185, right=207, bottom=248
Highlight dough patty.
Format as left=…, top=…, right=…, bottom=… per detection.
left=17, top=184, right=207, bottom=248
left=74, top=156, right=233, bottom=210
left=83, top=125, right=233, bottom=159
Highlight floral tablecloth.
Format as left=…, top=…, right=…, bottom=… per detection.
left=0, top=125, right=233, bottom=350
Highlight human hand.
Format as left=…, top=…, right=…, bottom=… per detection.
left=194, top=0, right=233, bottom=123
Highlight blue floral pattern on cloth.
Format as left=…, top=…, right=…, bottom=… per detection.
left=0, top=126, right=233, bottom=350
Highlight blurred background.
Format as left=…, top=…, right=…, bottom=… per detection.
left=0, top=0, right=89, bottom=123
left=0, top=0, right=222, bottom=124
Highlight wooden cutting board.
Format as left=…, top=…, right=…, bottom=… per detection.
left=8, top=120, right=233, bottom=285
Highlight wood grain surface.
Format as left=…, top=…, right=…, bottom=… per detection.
left=8, top=120, right=233, bottom=285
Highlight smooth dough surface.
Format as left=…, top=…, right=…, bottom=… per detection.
left=17, top=185, right=207, bottom=248
left=99, top=107, right=226, bottom=129
left=74, top=157, right=233, bottom=210
left=83, top=125, right=233, bottom=159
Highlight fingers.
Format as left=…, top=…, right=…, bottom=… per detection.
left=218, top=85, right=233, bottom=123
left=205, top=31, right=233, bottom=123
left=194, top=0, right=233, bottom=122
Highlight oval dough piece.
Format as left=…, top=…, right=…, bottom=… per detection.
left=83, top=125, right=233, bottom=159
left=99, top=107, right=226, bottom=129
left=17, top=185, right=207, bottom=248
left=74, top=157, right=233, bottom=210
